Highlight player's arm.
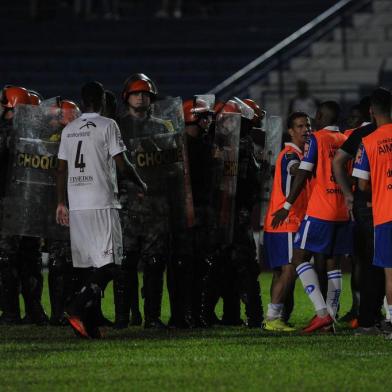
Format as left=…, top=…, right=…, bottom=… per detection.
left=271, top=168, right=311, bottom=228
left=357, top=178, right=371, bottom=193
left=56, top=158, right=69, bottom=226
left=114, top=152, right=147, bottom=193
left=108, top=120, right=148, bottom=193
left=271, top=137, right=316, bottom=228
left=333, top=149, right=354, bottom=211
left=288, top=162, right=300, bottom=176
left=352, top=143, right=371, bottom=194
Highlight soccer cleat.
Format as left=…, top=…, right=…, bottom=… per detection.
left=379, top=320, right=392, bottom=334
left=65, top=313, right=90, bottom=339
left=339, top=310, right=358, bottom=323
left=263, top=319, right=296, bottom=332
left=349, top=318, right=359, bottom=329
left=320, top=324, right=336, bottom=334
left=144, top=318, right=167, bottom=330
left=130, top=311, right=143, bottom=326
left=302, top=314, right=334, bottom=333
left=354, top=326, right=382, bottom=336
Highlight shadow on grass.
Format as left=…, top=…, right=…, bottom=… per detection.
left=0, top=323, right=357, bottom=347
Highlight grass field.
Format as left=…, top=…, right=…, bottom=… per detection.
left=1, top=273, right=391, bottom=392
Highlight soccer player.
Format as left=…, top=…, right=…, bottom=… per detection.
left=272, top=101, right=352, bottom=333
left=263, top=112, right=311, bottom=332
left=352, top=87, right=392, bottom=337
left=56, top=81, right=146, bottom=338
left=332, top=97, right=386, bottom=333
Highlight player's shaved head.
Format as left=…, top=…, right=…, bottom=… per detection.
left=81, top=81, right=105, bottom=112
left=315, top=101, right=340, bottom=129
left=359, top=96, right=371, bottom=122
left=370, top=87, right=391, bottom=117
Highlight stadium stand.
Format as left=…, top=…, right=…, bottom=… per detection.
left=244, top=0, right=392, bottom=117
left=1, top=0, right=337, bottom=99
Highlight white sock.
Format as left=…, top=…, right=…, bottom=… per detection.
left=326, top=269, right=342, bottom=319
left=267, top=303, right=283, bottom=320
left=384, top=297, right=391, bottom=321
left=388, top=305, right=392, bottom=322
left=296, top=262, right=327, bottom=316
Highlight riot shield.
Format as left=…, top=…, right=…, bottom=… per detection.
left=124, top=97, right=195, bottom=230
left=260, top=115, right=283, bottom=226
left=0, top=104, right=76, bottom=240
left=211, top=112, right=241, bottom=245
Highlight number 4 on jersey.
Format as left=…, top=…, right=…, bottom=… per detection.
left=75, top=140, right=86, bottom=172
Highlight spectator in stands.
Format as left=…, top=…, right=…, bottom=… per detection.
left=74, top=0, right=95, bottom=19
left=102, top=0, right=120, bottom=20
left=288, top=79, right=319, bottom=123
left=73, top=0, right=120, bottom=20
left=155, top=0, right=182, bottom=19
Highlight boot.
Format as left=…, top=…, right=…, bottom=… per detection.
left=0, top=253, right=21, bottom=324
left=199, top=255, right=220, bottom=328
left=168, top=256, right=195, bottom=329
left=113, top=267, right=131, bottom=329
left=143, top=255, right=166, bottom=329
left=20, top=262, right=48, bottom=325
left=48, top=254, right=73, bottom=326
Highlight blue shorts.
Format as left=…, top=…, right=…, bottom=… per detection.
left=263, top=231, right=294, bottom=269
left=293, top=215, right=353, bottom=256
left=374, top=221, right=392, bottom=268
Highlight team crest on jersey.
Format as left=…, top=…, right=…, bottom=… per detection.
left=285, top=152, right=298, bottom=161
left=305, top=284, right=315, bottom=295
left=303, top=141, right=310, bottom=157
left=80, top=120, right=96, bottom=129
left=355, top=145, right=364, bottom=164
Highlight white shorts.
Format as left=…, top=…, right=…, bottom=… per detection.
left=69, top=208, right=123, bottom=268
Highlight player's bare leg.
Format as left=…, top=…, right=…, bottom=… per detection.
left=264, top=265, right=296, bottom=332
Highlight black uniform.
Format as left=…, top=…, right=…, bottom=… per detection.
left=115, top=114, right=171, bottom=329
left=339, top=123, right=385, bottom=327
left=169, top=131, right=218, bottom=328
left=221, top=134, right=264, bottom=327
left=0, top=118, right=47, bottom=325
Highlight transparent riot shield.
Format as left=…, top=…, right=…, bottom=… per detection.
left=0, top=104, right=75, bottom=240
left=260, top=115, right=283, bottom=226
left=123, top=97, right=195, bottom=230
left=211, top=112, right=241, bottom=245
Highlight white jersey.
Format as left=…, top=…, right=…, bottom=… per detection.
left=58, top=112, right=127, bottom=211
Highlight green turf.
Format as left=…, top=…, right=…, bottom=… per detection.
left=1, top=274, right=391, bottom=391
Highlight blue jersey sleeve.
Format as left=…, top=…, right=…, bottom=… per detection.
left=299, top=134, right=317, bottom=171
left=280, top=150, right=300, bottom=196
left=352, top=143, right=370, bottom=180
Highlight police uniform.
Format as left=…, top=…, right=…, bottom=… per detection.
left=0, top=118, right=47, bottom=325
left=116, top=113, right=172, bottom=328
left=169, top=130, right=216, bottom=328
left=222, top=134, right=264, bottom=327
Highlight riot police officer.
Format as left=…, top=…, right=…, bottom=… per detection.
left=45, top=99, right=81, bottom=326
left=167, top=96, right=215, bottom=328
left=115, top=73, right=171, bottom=329
left=0, top=86, right=48, bottom=325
